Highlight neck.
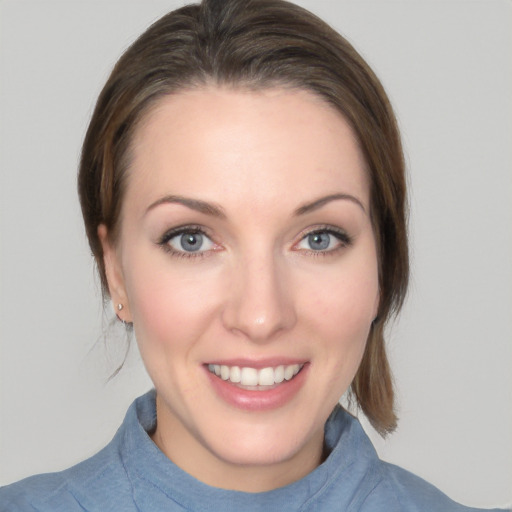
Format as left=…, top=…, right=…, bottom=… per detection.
left=151, top=396, right=325, bottom=492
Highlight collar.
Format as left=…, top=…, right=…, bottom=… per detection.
left=117, top=390, right=381, bottom=511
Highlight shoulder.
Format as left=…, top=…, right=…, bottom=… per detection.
left=0, top=442, right=133, bottom=512
left=364, top=460, right=508, bottom=512
left=0, top=392, right=156, bottom=512
left=323, top=408, right=508, bottom=512
left=0, top=393, right=155, bottom=512
left=1, top=469, right=78, bottom=512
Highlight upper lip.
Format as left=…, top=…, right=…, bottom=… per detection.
left=204, top=358, right=308, bottom=369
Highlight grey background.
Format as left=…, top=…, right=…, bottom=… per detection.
left=0, top=0, right=511, bottom=507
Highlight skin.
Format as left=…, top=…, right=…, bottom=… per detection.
left=99, top=87, right=379, bottom=492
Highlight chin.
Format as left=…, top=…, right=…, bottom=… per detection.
left=199, top=408, right=324, bottom=468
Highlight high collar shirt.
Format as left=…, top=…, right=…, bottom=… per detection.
left=0, top=390, right=507, bottom=511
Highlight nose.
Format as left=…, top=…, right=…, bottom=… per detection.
left=221, top=253, right=297, bottom=343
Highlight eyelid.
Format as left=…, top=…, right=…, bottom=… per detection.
left=158, top=224, right=205, bottom=241
left=292, top=225, right=352, bottom=252
left=156, top=223, right=351, bottom=258
left=157, top=224, right=220, bottom=258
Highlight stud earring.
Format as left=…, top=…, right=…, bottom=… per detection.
left=117, top=303, right=123, bottom=311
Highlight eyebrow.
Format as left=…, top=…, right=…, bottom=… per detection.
left=145, top=195, right=226, bottom=218
left=294, top=193, right=366, bottom=216
left=145, top=192, right=365, bottom=219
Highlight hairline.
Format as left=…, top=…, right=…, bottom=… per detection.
left=107, top=80, right=377, bottom=247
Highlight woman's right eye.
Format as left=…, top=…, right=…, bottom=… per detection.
left=159, top=228, right=215, bottom=256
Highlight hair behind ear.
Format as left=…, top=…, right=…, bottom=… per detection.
left=351, top=320, right=397, bottom=436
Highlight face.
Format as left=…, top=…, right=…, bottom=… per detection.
left=100, top=87, right=379, bottom=491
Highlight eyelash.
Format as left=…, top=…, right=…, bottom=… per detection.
left=156, top=224, right=352, bottom=259
left=294, top=226, right=353, bottom=257
left=157, top=225, right=214, bottom=260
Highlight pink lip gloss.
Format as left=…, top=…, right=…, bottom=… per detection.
left=205, top=362, right=309, bottom=411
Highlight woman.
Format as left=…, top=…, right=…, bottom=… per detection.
left=0, top=0, right=509, bottom=510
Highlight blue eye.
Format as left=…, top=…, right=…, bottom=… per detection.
left=307, top=232, right=331, bottom=251
left=161, top=228, right=214, bottom=254
left=297, top=229, right=350, bottom=252
left=176, top=232, right=205, bottom=252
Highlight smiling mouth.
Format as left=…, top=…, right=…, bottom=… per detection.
left=207, top=363, right=304, bottom=389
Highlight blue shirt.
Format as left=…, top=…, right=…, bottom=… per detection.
left=0, top=390, right=507, bottom=511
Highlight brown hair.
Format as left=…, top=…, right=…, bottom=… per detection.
left=78, top=0, right=408, bottom=435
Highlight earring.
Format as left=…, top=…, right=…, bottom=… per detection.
left=116, top=303, right=125, bottom=323
left=116, top=303, right=130, bottom=326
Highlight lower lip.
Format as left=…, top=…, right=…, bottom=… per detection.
left=205, top=365, right=309, bottom=412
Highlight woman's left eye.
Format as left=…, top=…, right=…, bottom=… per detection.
left=296, top=229, right=350, bottom=253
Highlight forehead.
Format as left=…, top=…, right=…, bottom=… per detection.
left=125, top=86, right=369, bottom=215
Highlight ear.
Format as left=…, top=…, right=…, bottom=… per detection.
left=97, top=224, right=132, bottom=322
left=372, top=286, right=381, bottom=323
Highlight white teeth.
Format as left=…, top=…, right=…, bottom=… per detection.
left=240, top=367, right=259, bottom=386
left=284, top=365, right=294, bottom=380
left=220, top=365, right=230, bottom=380
left=229, top=366, right=241, bottom=383
left=258, top=367, right=275, bottom=386
left=209, top=363, right=303, bottom=386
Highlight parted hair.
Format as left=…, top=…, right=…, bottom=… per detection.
left=78, top=0, right=408, bottom=435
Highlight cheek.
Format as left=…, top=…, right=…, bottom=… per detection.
left=122, top=251, right=221, bottom=355
left=312, top=293, right=373, bottom=393
left=307, top=263, right=379, bottom=335
left=302, top=255, right=378, bottom=379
